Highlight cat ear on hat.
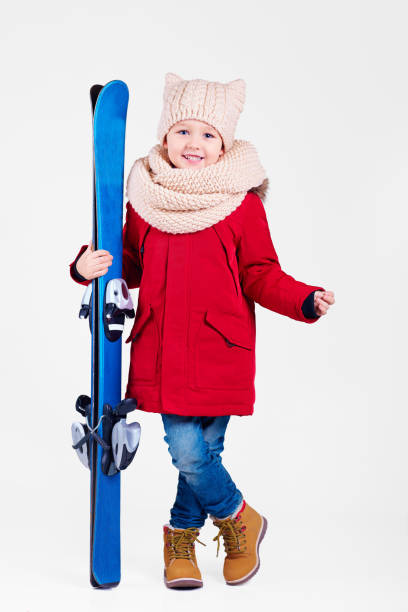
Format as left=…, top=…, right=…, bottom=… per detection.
left=227, top=78, right=246, bottom=112
left=164, top=73, right=183, bottom=96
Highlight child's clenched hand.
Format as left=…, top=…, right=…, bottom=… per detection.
left=314, top=290, right=335, bottom=316
left=76, top=239, right=113, bottom=280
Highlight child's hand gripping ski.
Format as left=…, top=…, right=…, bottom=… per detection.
left=76, top=239, right=113, bottom=280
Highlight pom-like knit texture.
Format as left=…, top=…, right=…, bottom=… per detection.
left=126, top=139, right=267, bottom=234
left=157, top=73, right=246, bottom=152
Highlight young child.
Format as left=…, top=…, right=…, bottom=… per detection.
left=70, top=73, right=335, bottom=589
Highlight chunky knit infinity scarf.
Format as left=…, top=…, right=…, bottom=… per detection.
left=126, top=139, right=267, bottom=234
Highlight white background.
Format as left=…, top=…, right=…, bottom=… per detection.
left=1, top=1, right=407, bottom=610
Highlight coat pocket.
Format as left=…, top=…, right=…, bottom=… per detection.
left=126, top=303, right=160, bottom=384
left=193, top=308, right=254, bottom=390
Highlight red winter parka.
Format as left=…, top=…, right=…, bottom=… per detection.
left=70, top=191, right=324, bottom=417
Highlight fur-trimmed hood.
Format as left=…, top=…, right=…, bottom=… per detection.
left=248, top=177, right=269, bottom=201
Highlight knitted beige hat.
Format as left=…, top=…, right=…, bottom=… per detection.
left=157, top=73, right=246, bottom=152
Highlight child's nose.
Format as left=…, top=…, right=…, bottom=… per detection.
left=187, top=136, right=201, bottom=148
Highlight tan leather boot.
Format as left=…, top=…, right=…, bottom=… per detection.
left=212, top=501, right=267, bottom=585
left=163, top=525, right=205, bottom=588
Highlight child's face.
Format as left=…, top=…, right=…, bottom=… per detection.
left=163, top=119, right=224, bottom=168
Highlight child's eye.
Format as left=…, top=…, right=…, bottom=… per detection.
left=177, top=129, right=214, bottom=138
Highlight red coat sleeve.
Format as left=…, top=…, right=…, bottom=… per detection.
left=69, top=244, right=91, bottom=286
left=237, top=193, right=325, bottom=324
left=68, top=203, right=143, bottom=289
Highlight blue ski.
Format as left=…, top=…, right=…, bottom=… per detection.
left=72, top=80, right=141, bottom=589
left=91, top=79, right=128, bottom=588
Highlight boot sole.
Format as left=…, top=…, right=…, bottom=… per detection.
left=163, top=570, right=203, bottom=589
left=225, top=515, right=268, bottom=586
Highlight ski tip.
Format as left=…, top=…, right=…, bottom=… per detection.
left=91, top=80, right=129, bottom=121
left=90, top=84, right=103, bottom=94
left=98, top=80, right=129, bottom=99
left=104, top=79, right=128, bottom=89
left=90, top=80, right=129, bottom=100
left=90, top=85, right=103, bottom=112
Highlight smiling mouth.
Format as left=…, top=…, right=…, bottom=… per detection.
left=182, top=154, right=204, bottom=161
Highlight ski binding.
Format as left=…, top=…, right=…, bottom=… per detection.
left=72, top=395, right=141, bottom=474
left=79, top=279, right=135, bottom=341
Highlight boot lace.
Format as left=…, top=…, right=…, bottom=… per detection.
left=167, top=527, right=206, bottom=560
left=212, top=514, right=247, bottom=557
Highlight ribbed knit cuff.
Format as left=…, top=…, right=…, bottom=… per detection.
left=72, top=256, right=88, bottom=283
left=301, top=291, right=319, bottom=319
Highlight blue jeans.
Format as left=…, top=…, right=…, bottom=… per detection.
left=161, top=414, right=243, bottom=529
